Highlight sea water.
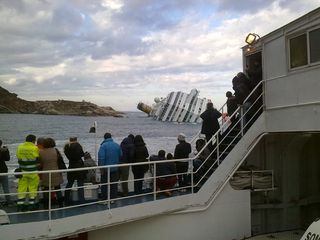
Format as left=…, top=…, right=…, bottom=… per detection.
left=0, top=112, right=200, bottom=164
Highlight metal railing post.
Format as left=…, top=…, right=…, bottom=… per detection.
left=240, top=106, right=244, bottom=136
left=48, top=172, right=52, bottom=221
left=153, top=162, right=157, bottom=200
left=191, top=159, right=194, bottom=194
left=107, top=167, right=110, bottom=209
left=216, top=135, right=219, bottom=165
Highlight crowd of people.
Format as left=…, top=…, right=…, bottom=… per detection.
left=0, top=130, right=215, bottom=212
left=0, top=67, right=263, bottom=212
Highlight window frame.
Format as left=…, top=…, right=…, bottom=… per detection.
left=309, top=27, right=320, bottom=65
left=288, top=26, right=320, bottom=71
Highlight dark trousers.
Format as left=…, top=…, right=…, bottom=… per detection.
left=133, top=171, right=144, bottom=194
left=176, top=162, right=189, bottom=188
left=101, top=171, right=119, bottom=200
left=119, top=165, right=129, bottom=196
left=42, top=185, right=63, bottom=208
left=0, top=175, right=11, bottom=203
left=65, top=178, right=84, bottom=204
left=205, top=134, right=214, bottom=152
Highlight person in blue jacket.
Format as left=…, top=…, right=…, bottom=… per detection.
left=98, top=132, right=122, bottom=201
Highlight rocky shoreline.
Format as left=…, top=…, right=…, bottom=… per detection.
left=0, top=86, right=123, bottom=117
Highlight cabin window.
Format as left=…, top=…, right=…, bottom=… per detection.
left=289, top=34, right=307, bottom=68
left=289, top=27, right=320, bottom=69
left=310, top=28, right=320, bottom=63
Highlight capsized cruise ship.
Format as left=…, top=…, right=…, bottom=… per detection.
left=137, top=89, right=209, bottom=123
left=1, top=7, right=320, bottom=240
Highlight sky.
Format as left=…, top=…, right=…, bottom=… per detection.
left=0, top=0, right=319, bottom=111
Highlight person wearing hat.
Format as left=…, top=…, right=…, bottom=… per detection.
left=174, top=133, right=191, bottom=191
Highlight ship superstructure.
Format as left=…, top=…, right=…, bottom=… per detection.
left=137, top=89, right=209, bottom=123
left=1, top=7, right=320, bottom=240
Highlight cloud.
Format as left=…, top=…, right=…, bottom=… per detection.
left=16, top=63, right=67, bottom=83
left=0, top=0, right=318, bottom=110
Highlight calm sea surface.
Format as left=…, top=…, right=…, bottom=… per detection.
left=0, top=112, right=199, bottom=164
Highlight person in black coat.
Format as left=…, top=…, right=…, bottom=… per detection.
left=200, top=102, right=222, bottom=144
left=232, top=74, right=251, bottom=105
left=119, top=134, right=135, bottom=196
left=226, top=91, right=238, bottom=125
left=233, top=72, right=255, bottom=128
left=0, top=140, right=11, bottom=204
left=174, top=133, right=191, bottom=191
left=64, top=137, right=85, bottom=205
left=132, top=135, right=149, bottom=194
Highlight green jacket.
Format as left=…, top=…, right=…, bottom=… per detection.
left=16, top=142, right=39, bottom=171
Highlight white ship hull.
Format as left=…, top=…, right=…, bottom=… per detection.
left=139, top=89, right=209, bottom=123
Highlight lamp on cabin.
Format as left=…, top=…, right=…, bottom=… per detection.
left=245, top=33, right=260, bottom=45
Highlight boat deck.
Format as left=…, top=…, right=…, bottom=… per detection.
left=1, top=189, right=190, bottom=225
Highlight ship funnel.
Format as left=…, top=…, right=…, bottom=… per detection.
left=137, top=102, right=153, bottom=116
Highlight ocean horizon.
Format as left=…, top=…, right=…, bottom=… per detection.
left=0, top=112, right=200, bottom=164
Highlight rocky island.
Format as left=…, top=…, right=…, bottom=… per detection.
left=0, top=86, right=123, bottom=117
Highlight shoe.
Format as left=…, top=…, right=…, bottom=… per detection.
left=164, top=191, right=172, bottom=197
left=118, top=192, right=128, bottom=197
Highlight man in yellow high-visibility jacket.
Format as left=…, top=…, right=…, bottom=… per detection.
left=16, top=134, right=40, bottom=211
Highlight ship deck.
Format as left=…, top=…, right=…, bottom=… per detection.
left=2, top=189, right=190, bottom=224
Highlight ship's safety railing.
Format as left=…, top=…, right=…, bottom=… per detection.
left=0, top=159, right=197, bottom=224
left=0, top=81, right=265, bottom=225
left=168, top=76, right=263, bottom=149
left=189, top=100, right=228, bottom=146
left=189, top=80, right=265, bottom=189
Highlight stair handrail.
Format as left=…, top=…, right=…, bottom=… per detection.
left=193, top=97, right=264, bottom=188
left=177, top=132, right=269, bottom=214
left=189, top=98, right=228, bottom=146
left=189, top=79, right=263, bottom=149
left=192, top=80, right=265, bottom=183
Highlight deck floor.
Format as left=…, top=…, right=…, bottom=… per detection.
left=1, top=189, right=190, bottom=224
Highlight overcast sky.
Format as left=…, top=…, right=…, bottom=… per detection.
left=0, top=1, right=318, bottom=111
